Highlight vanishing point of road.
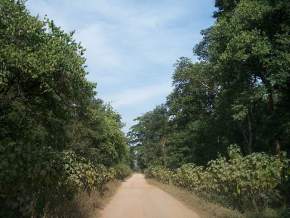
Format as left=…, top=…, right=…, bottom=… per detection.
left=101, top=173, right=199, bottom=218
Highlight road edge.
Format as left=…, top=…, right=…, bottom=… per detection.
left=146, top=178, right=244, bottom=218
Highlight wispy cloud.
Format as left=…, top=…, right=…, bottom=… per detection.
left=26, top=0, right=215, bottom=131
left=107, top=84, right=172, bottom=109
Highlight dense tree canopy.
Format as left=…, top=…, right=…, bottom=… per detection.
left=129, top=1, right=290, bottom=214
left=129, top=0, right=290, bottom=169
left=0, top=1, right=130, bottom=217
left=1, top=0, right=290, bottom=217
left=128, top=105, right=168, bottom=169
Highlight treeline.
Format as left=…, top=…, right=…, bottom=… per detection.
left=0, top=1, right=131, bottom=217
left=129, top=0, right=290, bottom=215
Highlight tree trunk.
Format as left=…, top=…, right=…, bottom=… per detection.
left=247, top=104, right=255, bottom=154
left=260, top=74, right=281, bottom=154
left=275, top=139, right=281, bottom=155
left=247, top=113, right=253, bottom=154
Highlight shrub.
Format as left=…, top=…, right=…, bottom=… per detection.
left=146, top=145, right=290, bottom=213
left=145, top=165, right=173, bottom=184
left=0, top=148, right=122, bottom=217
left=113, top=164, right=132, bottom=180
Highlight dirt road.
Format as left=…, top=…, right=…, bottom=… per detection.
left=100, top=174, right=199, bottom=218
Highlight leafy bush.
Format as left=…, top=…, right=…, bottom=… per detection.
left=113, top=164, right=132, bottom=180
left=145, top=145, right=290, bottom=213
left=145, top=165, right=173, bottom=184
left=0, top=1, right=131, bottom=217
left=0, top=148, right=122, bottom=217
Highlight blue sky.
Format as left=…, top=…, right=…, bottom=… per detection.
left=26, top=0, right=215, bottom=132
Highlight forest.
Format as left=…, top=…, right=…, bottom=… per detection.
left=0, top=1, right=131, bottom=217
left=1, top=0, right=290, bottom=218
left=128, top=0, right=290, bottom=217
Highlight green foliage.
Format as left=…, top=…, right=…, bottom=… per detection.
left=0, top=147, right=120, bottom=217
left=132, top=0, right=290, bottom=215
left=133, top=0, right=290, bottom=166
left=113, top=164, right=132, bottom=180
left=145, top=146, right=290, bottom=213
left=128, top=105, right=168, bottom=169
left=145, top=165, right=173, bottom=184
left=0, top=1, right=131, bottom=217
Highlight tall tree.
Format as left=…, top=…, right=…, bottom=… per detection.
left=128, top=105, right=169, bottom=169
left=203, top=0, right=290, bottom=153
left=0, top=1, right=130, bottom=216
left=134, top=0, right=290, bottom=170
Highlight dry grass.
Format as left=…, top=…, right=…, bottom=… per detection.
left=43, top=180, right=122, bottom=218
left=147, top=179, right=244, bottom=218
left=93, top=180, right=123, bottom=218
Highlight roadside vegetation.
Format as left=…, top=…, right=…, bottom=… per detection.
left=0, top=1, right=131, bottom=217
left=145, top=146, right=289, bottom=217
left=147, top=179, right=243, bottom=218
left=129, top=0, right=290, bottom=217
left=1, top=0, right=290, bottom=217
left=43, top=179, right=123, bottom=218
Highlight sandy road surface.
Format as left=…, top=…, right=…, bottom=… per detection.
left=100, top=173, right=199, bottom=218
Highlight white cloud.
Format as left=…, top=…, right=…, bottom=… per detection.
left=75, top=24, right=123, bottom=72
left=27, top=0, right=199, bottom=81
left=26, top=0, right=214, bottom=131
left=106, top=84, right=172, bottom=109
